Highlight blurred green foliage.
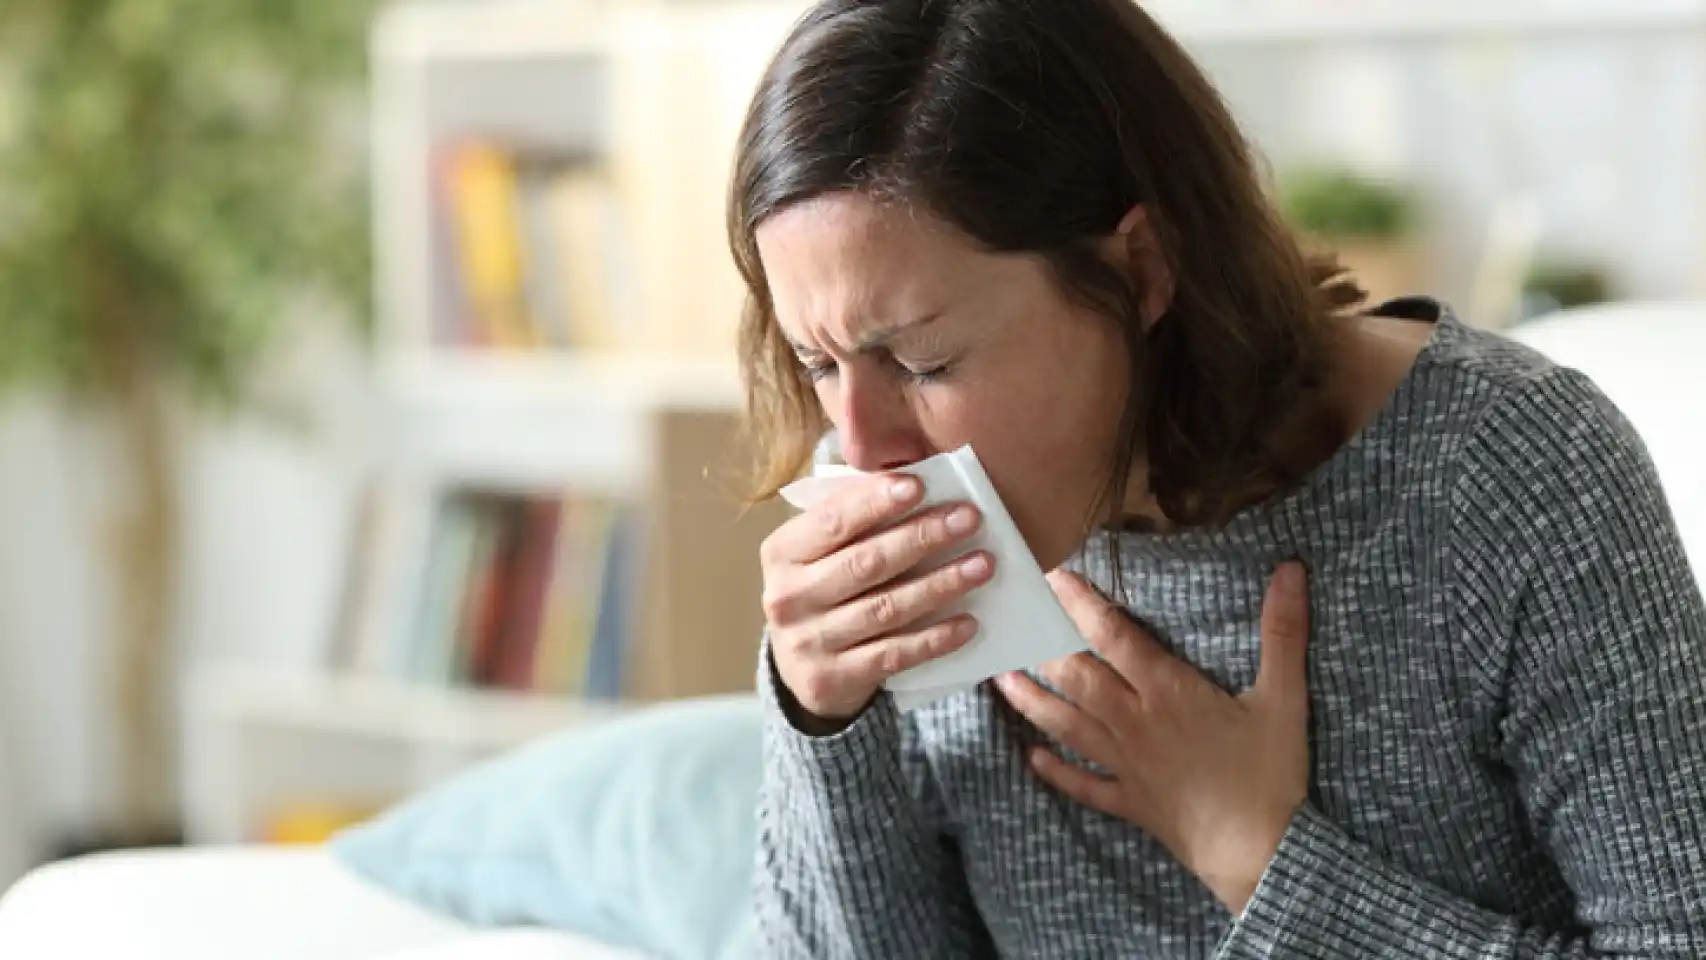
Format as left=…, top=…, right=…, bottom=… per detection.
left=1521, top=260, right=1614, bottom=319
left=1524, top=261, right=1611, bottom=309
left=0, top=0, right=378, bottom=412
left=1280, top=166, right=1417, bottom=241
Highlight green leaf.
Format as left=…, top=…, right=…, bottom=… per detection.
left=0, top=0, right=380, bottom=409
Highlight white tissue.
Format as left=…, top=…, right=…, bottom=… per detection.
left=778, top=446, right=1087, bottom=712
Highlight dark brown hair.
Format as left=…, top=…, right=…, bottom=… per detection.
left=728, top=0, right=1363, bottom=533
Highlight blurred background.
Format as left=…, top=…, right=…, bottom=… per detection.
left=1, top=0, right=1703, bottom=891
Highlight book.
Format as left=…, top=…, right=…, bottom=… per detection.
left=342, top=485, right=641, bottom=698
left=432, top=141, right=633, bottom=351
left=584, top=504, right=639, bottom=701
left=443, top=142, right=539, bottom=349
left=490, top=496, right=563, bottom=690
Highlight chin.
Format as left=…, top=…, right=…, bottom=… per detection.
left=1014, top=519, right=1085, bottom=575
left=987, top=475, right=1091, bottom=575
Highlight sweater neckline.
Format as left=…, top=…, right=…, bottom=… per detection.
left=1095, top=300, right=1462, bottom=567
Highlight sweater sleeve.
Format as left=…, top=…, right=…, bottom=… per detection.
left=752, top=637, right=995, bottom=958
left=1217, top=368, right=1706, bottom=958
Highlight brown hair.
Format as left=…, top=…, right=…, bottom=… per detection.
left=728, top=0, right=1364, bottom=534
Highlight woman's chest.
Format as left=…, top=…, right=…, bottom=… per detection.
left=913, top=571, right=1546, bottom=956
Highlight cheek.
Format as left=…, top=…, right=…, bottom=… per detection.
left=947, top=338, right=1127, bottom=570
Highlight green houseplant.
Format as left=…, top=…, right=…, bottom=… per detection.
left=1280, top=165, right=1425, bottom=304
left=0, top=0, right=376, bottom=844
left=1520, top=259, right=1614, bottom=321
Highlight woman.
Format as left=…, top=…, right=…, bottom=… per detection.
left=730, top=0, right=1706, bottom=956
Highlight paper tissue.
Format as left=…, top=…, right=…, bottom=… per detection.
left=779, top=445, right=1087, bottom=711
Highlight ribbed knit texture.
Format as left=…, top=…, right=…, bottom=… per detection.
left=753, top=300, right=1706, bottom=958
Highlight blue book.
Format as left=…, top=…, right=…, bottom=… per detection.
left=583, top=506, right=639, bottom=701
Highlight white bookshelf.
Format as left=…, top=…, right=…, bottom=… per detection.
left=180, top=0, right=793, bottom=846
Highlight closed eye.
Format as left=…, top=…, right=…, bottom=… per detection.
left=800, top=357, right=837, bottom=382
left=795, top=352, right=958, bottom=385
left=900, top=360, right=953, bottom=384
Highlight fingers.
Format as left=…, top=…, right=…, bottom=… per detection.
left=996, top=670, right=1120, bottom=762
left=1037, top=652, right=1138, bottom=723
left=808, top=550, right=995, bottom=653
left=1048, top=571, right=1167, bottom=684
left=1254, top=561, right=1311, bottom=715
left=765, top=474, right=924, bottom=566
left=838, top=616, right=979, bottom=688
left=790, top=503, right=984, bottom=615
left=1028, top=748, right=1124, bottom=816
left=760, top=471, right=988, bottom=723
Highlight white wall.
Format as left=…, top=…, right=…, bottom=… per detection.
left=0, top=322, right=377, bottom=882
left=0, top=399, right=117, bottom=862
left=1196, top=32, right=1706, bottom=310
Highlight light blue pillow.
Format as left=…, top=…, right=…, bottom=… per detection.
left=332, top=694, right=762, bottom=960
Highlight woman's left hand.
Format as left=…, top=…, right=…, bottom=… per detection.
left=996, top=562, right=1312, bottom=916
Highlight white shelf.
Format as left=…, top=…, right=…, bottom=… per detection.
left=182, top=664, right=636, bottom=844
left=370, top=352, right=747, bottom=491
left=382, top=350, right=744, bottom=414
left=374, top=0, right=610, bottom=62
left=189, top=664, right=632, bottom=751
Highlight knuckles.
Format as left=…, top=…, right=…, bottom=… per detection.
left=865, top=589, right=900, bottom=630
left=1091, top=601, right=1133, bottom=643
left=816, top=504, right=850, bottom=545
left=796, top=669, right=836, bottom=709
left=761, top=586, right=795, bottom=626
left=841, top=545, right=881, bottom=585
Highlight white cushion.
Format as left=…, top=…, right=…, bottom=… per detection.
left=0, top=846, right=653, bottom=959
left=0, top=847, right=471, bottom=959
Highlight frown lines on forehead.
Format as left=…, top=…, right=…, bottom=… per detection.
left=787, top=310, right=948, bottom=359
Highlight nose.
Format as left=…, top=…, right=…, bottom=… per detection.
left=834, top=368, right=929, bottom=472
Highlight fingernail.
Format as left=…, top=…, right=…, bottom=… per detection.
left=960, top=554, right=991, bottom=580
left=954, top=617, right=978, bottom=642
left=946, top=506, right=978, bottom=534
left=889, top=477, right=920, bottom=503
left=1279, top=561, right=1307, bottom=590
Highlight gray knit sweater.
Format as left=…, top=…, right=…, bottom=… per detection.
left=754, top=301, right=1706, bottom=958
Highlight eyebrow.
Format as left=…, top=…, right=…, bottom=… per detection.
left=787, top=311, right=946, bottom=357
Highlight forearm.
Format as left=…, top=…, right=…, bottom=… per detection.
left=755, top=645, right=991, bottom=958
left=1217, top=804, right=1700, bottom=959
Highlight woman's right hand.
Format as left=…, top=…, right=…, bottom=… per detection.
left=762, top=473, right=994, bottom=729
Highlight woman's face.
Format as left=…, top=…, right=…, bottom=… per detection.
left=756, top=191, right=1133, bottom=572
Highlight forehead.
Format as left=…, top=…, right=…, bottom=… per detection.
left=755, top=193, right=1002, bottom=340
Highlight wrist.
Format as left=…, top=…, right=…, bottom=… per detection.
left=786, top=698, right=860, bottom=736
left=1204, top=804, right=1301, bottom=916
left=771, top=652, right=871, bottom=736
